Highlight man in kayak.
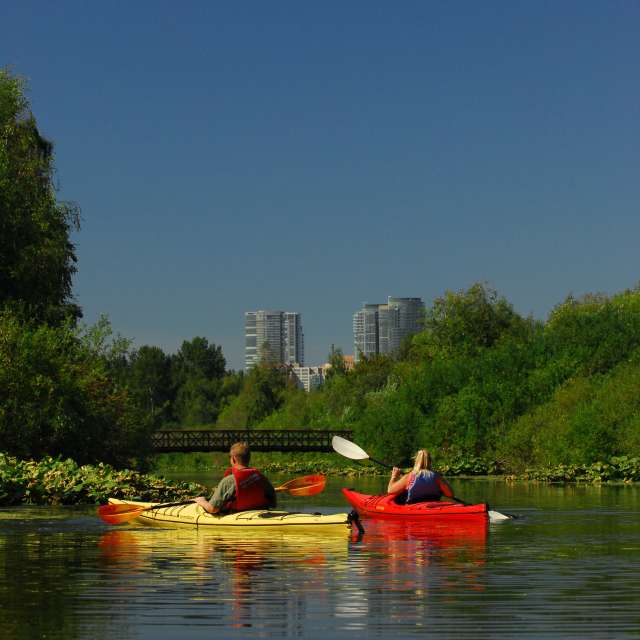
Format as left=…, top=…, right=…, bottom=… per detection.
left=194, top=442, right=277, bottom=513
left=387, top=449, right=455, bottom=504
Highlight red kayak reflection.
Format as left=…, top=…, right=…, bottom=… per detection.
left=361, top=517, right=488, bottom=556
left=352, top=517, right=489, bottom=596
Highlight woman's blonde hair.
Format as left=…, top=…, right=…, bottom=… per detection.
left=412, top=449, right=432, bottom=473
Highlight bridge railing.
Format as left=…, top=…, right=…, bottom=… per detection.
left=151, top=429, right=354, bottom=453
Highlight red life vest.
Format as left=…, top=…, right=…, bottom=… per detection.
left=223, top=466, right=271, bottom=511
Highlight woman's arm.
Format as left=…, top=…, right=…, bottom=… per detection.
left=436, top=476, right=454, bottom=498
left=387, top=468, right=409, bottom=494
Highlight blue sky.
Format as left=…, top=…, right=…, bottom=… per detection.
left=3, top=2, right=639, bottom=370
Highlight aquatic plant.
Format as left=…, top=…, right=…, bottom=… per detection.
left=0, top=453, right=206, bottom=506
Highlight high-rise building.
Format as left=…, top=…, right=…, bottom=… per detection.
left=283, top=312, right=304, bottom=366
left=353, top=297, right=424, bottom=362
left=387, top=297, right=425, bottom=352
left=353, top=304, right=380, bottom=361
left=244, top=310, right=304, bottom=370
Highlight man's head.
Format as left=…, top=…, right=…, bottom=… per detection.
left=230, top=441, right=251, bottom=466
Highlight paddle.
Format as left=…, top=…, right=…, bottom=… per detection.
left=331, top=436, right=513, bottom=522
left=98, top=500, right=195, bottom=524
left=98, top=474, right=327, bottom=525
left=274, top=474, right=326, bottom=497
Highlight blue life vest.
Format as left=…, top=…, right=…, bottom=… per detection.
left=406, top=470, right=442, bottom=504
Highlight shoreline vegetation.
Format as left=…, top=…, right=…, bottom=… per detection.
left=1, top=452, right=638, bottom=507
left=153, top=451, right=640, bottom=483
left=0, top=454, right=205, bottom=507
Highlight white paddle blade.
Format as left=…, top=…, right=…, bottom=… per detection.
left=489, top=510, right=512, bottom=522
left=332, top=435, right=370, bottom=460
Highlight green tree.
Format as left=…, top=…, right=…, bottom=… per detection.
left=171, top=337, right=226, bottom=386
left=0, top=70, right=80, bottom=324
left=169, top=337, right=227, bottom=425
left=545, top=288, right=640, bottom=375
left=355, top=382, right=421, bottom=465
left=414, top=282, right=530, bottom=357
left=173, top=376, right=223, bottom=426
left=0, top=311, right=152, bottom=467
left=128, top=345, right=173, bottom=424
left=216, top=364, right=293, bottom=428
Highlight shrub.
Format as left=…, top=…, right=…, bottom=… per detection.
left=0, top=453, right=205, bottom=506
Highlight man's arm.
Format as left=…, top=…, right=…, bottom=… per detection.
left=195, top=475, right=236, bottom=514
left=194, top=496, right=219, bottom=514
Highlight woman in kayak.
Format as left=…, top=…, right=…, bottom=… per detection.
left=387, top=449, right=454, bottom=504
left=194, top=442, right=277, bottom=513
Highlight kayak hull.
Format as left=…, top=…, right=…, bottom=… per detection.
left=341, top=488, right=488, bottom=521
left=108, top=498, right=354, bottom=531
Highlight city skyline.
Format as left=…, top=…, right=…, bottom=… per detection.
left=243, top=295, right=425, bottom=373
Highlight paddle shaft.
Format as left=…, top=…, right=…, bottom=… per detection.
left=145, top=500, right=194, bottom=510
left=368, top=456, right=393, bottom=470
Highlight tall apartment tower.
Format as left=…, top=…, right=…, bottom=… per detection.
left=353, top=297, right=424, bottom=362
left=283, top=312, right=304, bottom=366
left=245, top=310, right=304, bottom=370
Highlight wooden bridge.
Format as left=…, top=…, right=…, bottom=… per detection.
left=151, top=429, right=353, bottom=453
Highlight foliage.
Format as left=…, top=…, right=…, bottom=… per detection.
left=0, top=69, right=80, bottom=324
left=354, top=380, right=420, bottom=466
left=437, top=453, right=500, bottom=476
left=216, top=364, right=295, bottom=427
left=0, top=311, right=153, bottom=467
left=545, top=288, right=640, bottom=375
left=173, top=376, right=222, bottom=426
left=127, top=345, right=173, bottom=424
left=0, top=453, right=206, bottom=506
left=168, top=337, right=227, bottom=425
left=520, top=457, right=640, bottom=483
left=240, top=283, right=640, bottom=477
left=496, top=355, right=640, bottom=469
left=152, top=450, right=375, bottom=476
left=257, top=385, right=328, bottom=429
left=413, top=282, right=533, bottom=357
left=171, top=337, right=226, bottom=385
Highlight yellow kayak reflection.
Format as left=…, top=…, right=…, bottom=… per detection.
left=98, top=523, right=353, bottom=625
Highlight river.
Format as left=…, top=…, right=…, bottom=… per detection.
left=1, top=476, right=639, bottom=639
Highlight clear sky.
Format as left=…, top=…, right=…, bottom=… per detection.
left=3, top=2, right=639, bottom=370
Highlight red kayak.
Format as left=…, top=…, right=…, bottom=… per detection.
left=342, top=488, right=488, bottom=521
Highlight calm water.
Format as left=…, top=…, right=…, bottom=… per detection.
left=1, top=476, right=639, bottom=639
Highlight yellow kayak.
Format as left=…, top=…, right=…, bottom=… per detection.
left=107, top=498, right=356, bottom=531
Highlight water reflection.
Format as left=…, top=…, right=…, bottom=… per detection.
left=91, top=517, right=491, bottom=637
left=95, top=524, right=355, bottom=635
left=341, top=518, right=489, bottom=632
left=2, top=483, right=640, bottom=639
